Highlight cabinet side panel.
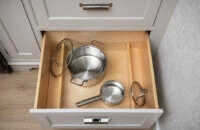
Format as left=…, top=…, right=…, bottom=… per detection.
left=145, top=34, right=159, bottom=108
left=34, top=34, right=50, bottom=108
left=0, top=0, right=40, bottom=60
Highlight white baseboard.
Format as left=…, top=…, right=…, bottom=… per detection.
left=8, top=61, right=39, bottom=71
left=154, top=120, right=161, bottom=130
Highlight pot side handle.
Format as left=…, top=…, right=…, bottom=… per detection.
left=70, top=78, right=88, bottom=86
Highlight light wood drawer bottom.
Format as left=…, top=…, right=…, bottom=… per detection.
left=30, top=31, right=163, bottom=129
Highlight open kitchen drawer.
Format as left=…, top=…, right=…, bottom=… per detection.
left=30, top=31, right=163, bottom=129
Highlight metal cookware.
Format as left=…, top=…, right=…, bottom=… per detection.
left=67, top=40, right=107, bottom=87
left=50, top=38, right=107, bottom=87
left=76, top=80, right=125, bottom=107
left=131, top=81, right=148, bottom=107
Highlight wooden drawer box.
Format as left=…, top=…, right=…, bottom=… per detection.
left=30, top=31, right=163, bottom=129
left=30, top=0, right=161, bottom=29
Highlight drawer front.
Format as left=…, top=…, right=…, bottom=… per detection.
left=30, top=0, right=161, bottom=29
left=30, top=109, right=163, bottom=129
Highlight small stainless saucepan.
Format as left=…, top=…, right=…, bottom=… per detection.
left=76, top=80, right=125, bottom=107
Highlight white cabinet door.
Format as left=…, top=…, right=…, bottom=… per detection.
left=30, top=0, right=161, bottom=30
left=0, top=0, right=40, bottom=64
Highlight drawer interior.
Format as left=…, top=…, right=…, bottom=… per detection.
left=34, top=31, right=159, bottom=109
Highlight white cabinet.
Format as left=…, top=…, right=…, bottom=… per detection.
left=0, top=0, right=178, bottom=128
left=30, top=0, right=161, bottom=30
left=0, top=0, right=40, bottom=65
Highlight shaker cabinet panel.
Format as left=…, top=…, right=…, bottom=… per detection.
left=30, top=0, right=161, bottom=29
left=0, top=0, right=40, bottom=62
left=30, top=109, right=163, bottom=129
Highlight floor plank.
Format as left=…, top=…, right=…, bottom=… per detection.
left=0, top=70, right=51, bottom=130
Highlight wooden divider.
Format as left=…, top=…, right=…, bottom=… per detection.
left=126, top=42, right=135, bottom=108
left=46, top=44, right=65, bottom=108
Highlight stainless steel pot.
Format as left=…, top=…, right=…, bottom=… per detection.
left=67, top=41, right=107, bottom=87
left=76, top=80, right=125, bottom=107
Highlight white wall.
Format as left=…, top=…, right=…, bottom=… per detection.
left=154, top=0, right=200, bottom=129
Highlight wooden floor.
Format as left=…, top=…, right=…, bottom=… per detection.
left=0, top=69, right=47, bottom=130
left=0, top=69, right=152, bottom=130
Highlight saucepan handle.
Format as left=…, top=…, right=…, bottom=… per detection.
left=70, top=77, right=88, bottom=86
left=76, top=95, right=101, bottom=107
left=90, top=40, right=104, bottom=50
